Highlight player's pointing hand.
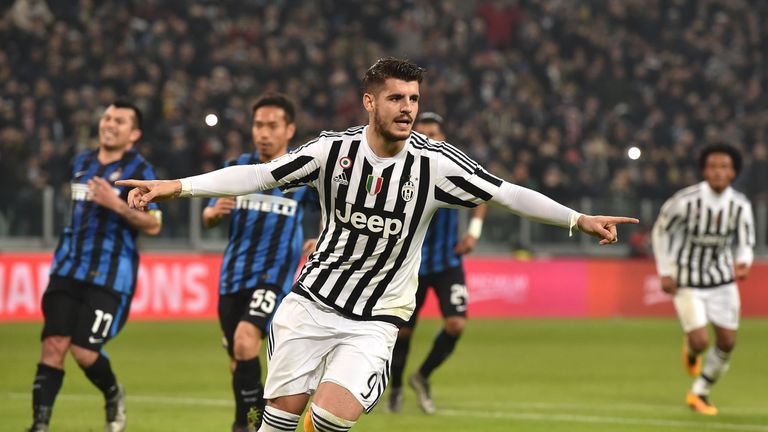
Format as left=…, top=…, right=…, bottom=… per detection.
left=115, top=179, right=182, bottom=211
left=577, top=215, right=640, bottom=245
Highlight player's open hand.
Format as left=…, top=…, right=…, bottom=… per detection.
left=735, top=263, right=750, bottom=280
left=577, top=214, right=640, bottom=245
left=115, top=179, right=182, bottom=211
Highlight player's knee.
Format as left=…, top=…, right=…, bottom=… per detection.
left=233, top=322, right=262, bottom=360
left=40, top=336, right=71, bottom=368
left=444, top=317, right=465, bottom=337
left=69, top=344, right=99, bottom=368
left=716, top=335, right=736, bottom=353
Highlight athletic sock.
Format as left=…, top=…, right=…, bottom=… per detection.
left=419, top=330, right=460, bottom=379
left=32, top=363, right=64, bottom=425
left=233, top=357, right=264, bottom=427
left=692, top=347, right=731, bottom=396
left=310, top=403, right=356, bottom=432
left=390, top=334, right=411, bottom=389
left=258, top=405, right=300, bottom=431
left=82, top=354, right=119, bottom=400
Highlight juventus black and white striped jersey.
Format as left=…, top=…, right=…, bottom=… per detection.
left=652, top=181, right=755, bottom=288
left=181, top=125, right=577, bottom=325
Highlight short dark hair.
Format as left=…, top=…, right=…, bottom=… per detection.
left=699, top=143, right=742, bottom=175
left=362, top=57, right=425, bottom=94
left=111, top=100, right=143, bottom=130
left=252, top=93, right=296, bottom=124
left=416, top=112, right=444, bottom=126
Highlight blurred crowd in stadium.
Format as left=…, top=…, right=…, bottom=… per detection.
left=2, top=0, right=768, bottom=236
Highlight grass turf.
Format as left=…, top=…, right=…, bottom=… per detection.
left=2, top=319, right=767, bottom=431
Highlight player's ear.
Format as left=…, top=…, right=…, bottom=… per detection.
left=286, top=122, right=296, bottom=141
left=129, top=129, right=142, bottom=143
left=363, top=93, right=374, bottom=113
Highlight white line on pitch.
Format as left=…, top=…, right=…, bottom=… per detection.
left=6, top=392, right=768, bottom=431
left=458, top=399, right=768, bottom=415
left=439, top=409, right=768, bottom=431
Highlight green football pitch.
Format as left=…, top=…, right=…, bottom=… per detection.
left=2, top=319, right=767, bottom=431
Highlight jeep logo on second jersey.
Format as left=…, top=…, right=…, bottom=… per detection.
left=236, top=193, right=297, bottom=216
left=335, top=201, right=405, bottom=239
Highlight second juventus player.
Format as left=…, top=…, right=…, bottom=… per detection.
left=118, top=57, right=638, bottom=432
left=652, top=144, right=754, bottom=416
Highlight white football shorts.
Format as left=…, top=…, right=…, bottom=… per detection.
left=264, top=293, right=398, bottom=412
left=673, top=283, right=740, bottom=332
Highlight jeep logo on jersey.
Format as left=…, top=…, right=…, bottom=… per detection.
left=401, top=180, right=415, bottom=202
left=236, top=194, right=298, bottom=216
left=335, top=202, right=405, bottom=239
left=366, top=175, right=384, bottom=195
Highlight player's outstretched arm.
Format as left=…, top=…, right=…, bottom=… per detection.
left=576, top=214, right=640, bottom=245
left=116, top=179, right=181, bottom=211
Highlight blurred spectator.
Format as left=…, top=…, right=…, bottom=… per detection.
left=1, top=0, right=767, bottom=234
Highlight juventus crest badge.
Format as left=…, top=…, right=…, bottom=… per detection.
left=401, top=180, right=415, bottom=202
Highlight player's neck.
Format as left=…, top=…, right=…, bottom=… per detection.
left=259, top=150, right=287, bottom=163
left=97, top=146, right=128, bottom=165
left=366, top=127, right=405, bottom=158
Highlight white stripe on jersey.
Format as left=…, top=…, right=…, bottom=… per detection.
left=652, top=181, right=755, bottom=288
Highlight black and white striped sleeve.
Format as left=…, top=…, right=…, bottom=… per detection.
left=735, top=199, right=755, bottom=267
left=180, top=138, right=325, bottom=197
left=434, top=144, right=576, bottom=228
left=651, top=195, right=684, bottom=277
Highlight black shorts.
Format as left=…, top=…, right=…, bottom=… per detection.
left=41, top=275, right=131, bottom=351
left=404, top=266, right=468, bottom=328
left=218, top=284, right=283, bottom=357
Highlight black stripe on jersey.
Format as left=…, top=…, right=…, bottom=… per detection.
left=270, top=155, right=315, bottom=182
left=85, top=155, right=137, bottom=282
left=259, top=190, right=292, bottom=287
left=302, top=140, right=359, bottom=285
left=105, top=158, right=146, bottom=288
left=675, top=201, right=692, bottom=285
left=475, top=167, right=503, bottom=188
left=686, top=198, right=702, bottom=286
left=224, top=201, right=252, bottom=290
left=334, top=162, right=397, bottom=308
left=410, top=134, right=475, bottom=174
left=280, top=168, right=320, bottom=191
left=55, top=152, right=97, bottom=274
left=345, top=153, right=416, bottom=313
left=237, top=195, right=272, bottom=292
left=664, top=214, right=682, bottom=233
left=67, top=161, right=109, bottom=278
left=434, top=186, right=478, bottom=208
left=699, top=207, right=714, bottom=286
left=363, top=155, right=431, bottom=317
left=317, top=158, right=376, bottom=302
left=447, top=176, right=493, bottom=201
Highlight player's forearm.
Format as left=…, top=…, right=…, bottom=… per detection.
left=651, top=223, right=674, bottom=276
left=492, top=182, right=575, bottom=229
left=202, top=207, right=223, bottom=229
left=115, top=203, right=162, bottom=236
left=180, top=165, right=273, bottom=198
left=735, top=246, right=754, bottom=268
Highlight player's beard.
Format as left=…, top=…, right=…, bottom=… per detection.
left=374, top=109, right=410, bottom=142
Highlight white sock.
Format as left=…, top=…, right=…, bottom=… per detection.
left=692, top=347, right=731, bottom=396
left=310, top=403, right=356, bottom=432
left=258, top=405, right=301, bottom=432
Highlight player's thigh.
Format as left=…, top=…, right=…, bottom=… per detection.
left=673, top=287, right=708, bottom=333
left=433, top=266, right=469, bottom=319
left=218, top=290, right=252, bottom=357
left=705, top=283, right=740, bottom=331
left=322, top=319, right=398, bottom=413
left=41, top=276, right=82, bottom=340
left=70, top=284, right=126, bottom=351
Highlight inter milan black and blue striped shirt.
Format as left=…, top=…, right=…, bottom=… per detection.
left=419, top=208, right=461, bottom=275
left=209, top=153, right=318, bottom=296
left=51, top=149, right=160, bottom=295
